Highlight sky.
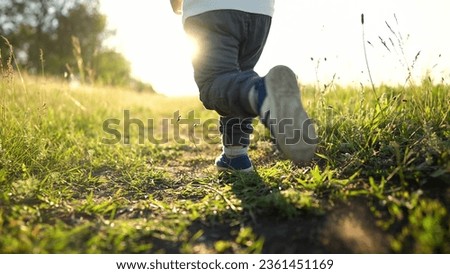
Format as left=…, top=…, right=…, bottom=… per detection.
left=100, top=0, right=450, bottom=96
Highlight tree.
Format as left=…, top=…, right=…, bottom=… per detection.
left=51, top=1, right=109, bottom=77
left=93, top=50, right=131, bottom=86
left=0, top=0, right=98, bottom=73
left=0, top=0, right=141, bottom=88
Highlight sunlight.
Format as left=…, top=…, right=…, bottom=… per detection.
left=100, top=0, right=198, bottom=96
left=186, top=35, right=199, bottom=61
left=100, top=0, right=450, bottom=96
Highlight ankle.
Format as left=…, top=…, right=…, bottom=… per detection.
left=256, top=79, right=269, bottom=117
left=248, top=79, right=269, bottom=116
left=223, top=146, right=248, bottom=158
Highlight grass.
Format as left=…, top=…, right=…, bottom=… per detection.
left=0, top=71, right=448, bottom=254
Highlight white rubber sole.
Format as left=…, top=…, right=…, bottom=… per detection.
left=264, top=65, right=317, bottom=163
left=216, top=165, right=254, bottom=173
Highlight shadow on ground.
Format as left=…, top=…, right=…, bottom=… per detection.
left=145, top=169, right=391, bottom=254
left=188, top=172, right=390, bottom=253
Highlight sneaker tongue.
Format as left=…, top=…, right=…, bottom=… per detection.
left=255, top=78, right=267, bottom=113
left=260, top=109, right=271, bottom=128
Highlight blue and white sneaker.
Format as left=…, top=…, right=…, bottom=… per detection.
left=215, top=153, right=254, bottom=172
left=259, top=65, right=318, bottom=163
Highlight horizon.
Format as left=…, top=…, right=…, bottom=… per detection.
left=100, top=0, right=450, bottom=96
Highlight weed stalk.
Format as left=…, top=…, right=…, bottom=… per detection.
left=361, top=14, right=385, bottom=118
left=39, top=48, right=45, bottom=78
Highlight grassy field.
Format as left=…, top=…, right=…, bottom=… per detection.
left=0, top=72, right=448, bottom=254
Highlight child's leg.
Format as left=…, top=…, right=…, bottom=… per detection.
left=184, top=10, right=271, bottom=171
left=214, top=116, right=254, bottom=172
left=220, top=117, right=253, bottom=148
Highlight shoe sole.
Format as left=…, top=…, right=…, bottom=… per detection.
left=264, top=65, right=317, bottom=163
left=216, top=165, right=254, bottom=173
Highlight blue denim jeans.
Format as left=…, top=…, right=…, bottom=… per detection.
left=184, top=10, right=272, bottom=146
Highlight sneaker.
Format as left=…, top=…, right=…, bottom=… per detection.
left=215, top=153, right=254, bottom=172
left=259, top=65, right=317, bottom=163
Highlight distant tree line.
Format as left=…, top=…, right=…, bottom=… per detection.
left=0, top=0, right=154, bottom=91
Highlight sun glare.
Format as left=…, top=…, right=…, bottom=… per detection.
left=186, top=35, right=199, bottom=61
left=100, top=0, right=198, bottom=96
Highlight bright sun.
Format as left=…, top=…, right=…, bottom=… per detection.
left=100, top=0, right=198, bottom=96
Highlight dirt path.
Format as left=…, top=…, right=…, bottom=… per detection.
left=158, top=144, right=392, bottom=253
